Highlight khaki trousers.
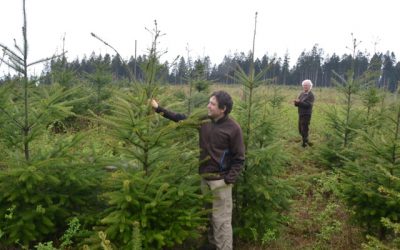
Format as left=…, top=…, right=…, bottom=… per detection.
left=201, top=179, right=233, bottom=250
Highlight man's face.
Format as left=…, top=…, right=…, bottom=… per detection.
left=207, top=96, right=226, bottom=120
left=303, top=83, right=311, bottom=92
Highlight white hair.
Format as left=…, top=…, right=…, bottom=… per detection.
left=301, top=79, right=313, bottom=89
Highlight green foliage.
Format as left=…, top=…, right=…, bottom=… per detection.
left=185, top=83, right=209, bottom=114
left=315, top=40, right=383, bottom=170
left=233, top=141, right=294, bottom=241
left=184, top=57, right=211, bottom=114
left=101, top=170, right=206, bottom=249
left=0, top=72, right=106, bottom=249
left=340, top=99, right=400, bottom=237
left=189, top=92, right=209, bottom=109
left=362, top=235, right=392, bottom=250
left=341, top=161, right=400, bottom=233
left=35, top=241, right=57, bottom=250
left=98, top=231, right=114, bottom=250
left=131, top=221, right=143, bottom=250
left=97, top=87, right=207, bottom=249
left=361, top=86, right=381, bottom=118
left=0, top=134, right=104, bottom=247
left=315, top=66, right=368, bottom=169
left=32, top=217, right=81, bottom=250
left=60, top=217, right=81, bottom=248
left=268, top=86, right=285, bottom=110
left=94, top=25, right=208, bottom=247
left=331, top=69, right=361, bottom=146
left=361, top=211, right=400, bottom=249
left=228, top=21, right=295, bottom=239
left=194, top=80, right=210, bottom=93
left=283, top=167, right=360, bottom=249
left=250, top=227, right=277, bottom=245
left=45, top=63, right=115, bottom=131
left=173, top=89, right=186, bottom=101
left=232, top=56, right=294, bottom=242
left=261, top=228, right=277, bottom=245
left=50, top=57, right=77, bottom=88
left=315, top=202, right=342, bottom=244
left=84, top=62, right=113, bottom=116
left=6, top=7, right=399, bottom=249
left=315, top=105, right=363, bottom=169
left=0, top=80, right=88, bottom=156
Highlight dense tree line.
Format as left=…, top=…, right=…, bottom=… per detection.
left=1, top=45, right=399, bottom=90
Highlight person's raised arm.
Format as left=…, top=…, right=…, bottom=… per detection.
left=151, top=99, right=187, bottom=122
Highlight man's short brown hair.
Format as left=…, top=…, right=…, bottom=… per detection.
left=211, top=91, right=233, bottom=115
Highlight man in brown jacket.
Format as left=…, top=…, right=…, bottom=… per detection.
left=151, top=90, right=245, bottom=250
left=294, top=79, right=315, bottom=147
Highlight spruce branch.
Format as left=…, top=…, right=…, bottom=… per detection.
left=0, top=106, right=24, bottom=129
left=91, top=32, right=134, bottom=82
left=13, top=38, right=24, bottom=56
left=331, top=70, right=347, bottom=85
left=0, top=58, right=23, bottom=73
left=90, top=32, right=121, bottom=57
left=27, top=52, right=66, bottom=67
left=0, top=49, right=5, bottom=68
left=0, top=43, right=24, bottom=62
left=8, top=54, right=24, bottom=68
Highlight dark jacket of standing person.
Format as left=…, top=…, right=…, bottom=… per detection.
left=295, top=91, right=315, bottom=115
left=154, top=105, right=245, bottom=184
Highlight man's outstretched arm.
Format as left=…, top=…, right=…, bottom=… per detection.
left=151, top=99, right=187, bottom=122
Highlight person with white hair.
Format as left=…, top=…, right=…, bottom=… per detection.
left=294, top=79, right=315, bottom=147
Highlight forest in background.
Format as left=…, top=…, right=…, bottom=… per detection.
left=1, top=44, right=400, bottom=91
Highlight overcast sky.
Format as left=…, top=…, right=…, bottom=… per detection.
left=1, top=0, right=399, bottom=75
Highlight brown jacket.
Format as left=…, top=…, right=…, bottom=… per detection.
left=156, top=106, right=245, bottom=184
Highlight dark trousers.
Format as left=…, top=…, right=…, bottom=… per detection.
left=298, top=114, right=311, bottom=144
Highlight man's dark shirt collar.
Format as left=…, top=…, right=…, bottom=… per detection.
left=210, top=114, right=229, bottom=124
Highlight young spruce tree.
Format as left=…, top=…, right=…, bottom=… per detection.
left=340, top=89, right=400, bottom=239
left=231, top=12, right=294, bottom=243
left=0, top=1, right=105, bottom=247
left=316, top=35, right=365, bottom=168
left=96, top=22, right=207, bottom=250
